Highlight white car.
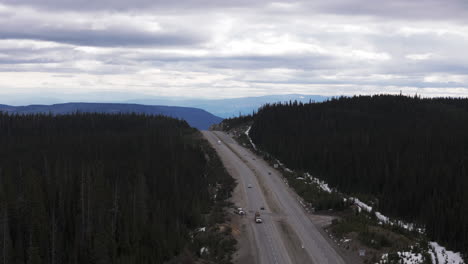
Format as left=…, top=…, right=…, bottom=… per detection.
left=237, top=208, right=246, bottom=215
left=254, top=212, right=262, bottom=223
left=247, top=184, right=252, bottom=188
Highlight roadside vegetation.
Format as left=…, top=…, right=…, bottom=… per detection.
left=218, top=95, right=468, bottom=263
left=0, top=113, right=235, bottom=264
left=271, top=166, right=432, bottom=263
left=215, top=115, right=253, bottom=131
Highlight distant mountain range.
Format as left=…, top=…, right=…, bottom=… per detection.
left=126, top=94, right=330, bottom=118
left=0, top=103, right=222, bottom=130
left=0, top=93, right=331, bottom=120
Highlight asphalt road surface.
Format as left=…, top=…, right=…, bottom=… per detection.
left=203, top=130, right=346, bottom=264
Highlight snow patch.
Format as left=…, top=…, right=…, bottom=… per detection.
left=196, top=227, right=206, bottom=232
left=350, top=197, right=373, bottom=212
left=245, top=126, right=257, bottom=150
left=429, top=241, right=465, bottom=264
left=397, top=251, right=424, bottom=264
left=304, top=173, right=332, bottom=193
left=380, top=251, right=423, bottom=264
left=396, top=221, right=420, bottom=232
left=373, top=210, right=425, bottom=233
left=358, top=204, right=424, bottom=233
left=376, top=211, right=390, bottom=224
left=200, top=247, right=209, bottom=255
left=270, top=158, right=459, bottom=262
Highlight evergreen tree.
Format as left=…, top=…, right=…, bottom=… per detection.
left=248, top=95, right=468, bottom=255
left=0, top=113, right=233, bottom=263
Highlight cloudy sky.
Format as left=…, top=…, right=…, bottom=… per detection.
left=1, top=0, right=468, bottom=102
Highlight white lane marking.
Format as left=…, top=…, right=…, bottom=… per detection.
left=264, top=221, right=281, bottom=264
left=214, top=132, right=287, bottom=264
left=241, top=146, right=344, bottom=264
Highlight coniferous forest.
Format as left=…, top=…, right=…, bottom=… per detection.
left=0, top=113, right=234, bottom=264
left=249, top=95, right=468, bottom=255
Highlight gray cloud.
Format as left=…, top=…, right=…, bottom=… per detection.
left=2, top=0, right=467, bottom=22
left=0, top=29, right=202, bottom=47
left=130, top=54, right=337, bottom=71
left=0, top=2, right=207, bottom=47
left=0, top=0, right=467, bottom=98
left=0, top=22, right=203, bottom=47
left=308, top=0, right=468, bottom=22
left=0, top=0, right=274, bottom=11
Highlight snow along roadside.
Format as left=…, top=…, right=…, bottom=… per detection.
left=244, top=126, right=257, bottom=150
left=242, top=127, right=465, bottom=264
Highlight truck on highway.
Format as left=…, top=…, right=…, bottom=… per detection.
left=254, top=211, right=262, bottom=223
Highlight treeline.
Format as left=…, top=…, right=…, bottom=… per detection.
left=0, top=113, right=234, bottom=263
left=214, top=115, right=253, bottom=131
left=249, top=95, right=468, bottom=256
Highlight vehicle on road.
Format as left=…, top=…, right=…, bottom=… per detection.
left=260, top=206, right=265, bottom=210
left=217, top=140, right=221, bottom=145
left=254, top=211, right=263, bottom=223
left=203, top=130, right=346, bottom=263
left=236, top=207, right=246, bottom=215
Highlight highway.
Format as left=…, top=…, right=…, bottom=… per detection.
left=203, top=130, right=346, bottom=264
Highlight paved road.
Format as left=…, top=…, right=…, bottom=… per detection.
left=203, top=130, right=346, bottom=264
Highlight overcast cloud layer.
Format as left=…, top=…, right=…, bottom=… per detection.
left=1, top=0, right=468, bottom=100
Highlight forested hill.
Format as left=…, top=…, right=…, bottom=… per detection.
left=0, top=113, right=234, bottom=263
left=0, top=103, right=222, bottom=130
left=249, top=95, right=468, bottom=256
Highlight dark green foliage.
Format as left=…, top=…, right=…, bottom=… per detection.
left=284, top=172, right=347, bottom=211
left=358, top=230, right=393, bottom=249
left=191, top=226, right=236, bottom=264
left=331, top=214, right=371, bottom=239
left=0, top=112, right=233, bottom=264
left=249, top=95, right=468, bottom=255
left=220, top=115, right=253, bottom=130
